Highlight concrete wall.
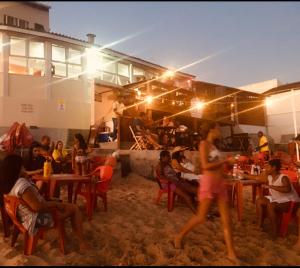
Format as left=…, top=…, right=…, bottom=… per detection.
left=120, top=149, right=237, bottom=180
left=234, top=124, right=266, bottom=135
left=266, top=91, right=300, bottom=143
left=0, top=2, right=49, bottom=31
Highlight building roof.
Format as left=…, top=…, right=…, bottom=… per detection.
left=263, top=81, right=300, bottom=96
left=23, top=1, right=51, bottom=11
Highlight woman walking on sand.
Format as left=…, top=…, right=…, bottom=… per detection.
left=174, top=121, right=239, bottom=263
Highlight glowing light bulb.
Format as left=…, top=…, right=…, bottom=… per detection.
left=146, top=96, right=153, bottom=104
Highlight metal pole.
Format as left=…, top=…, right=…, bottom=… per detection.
left=291, top=89, right=299, bottom=161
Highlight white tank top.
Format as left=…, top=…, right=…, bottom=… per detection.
left=266, top=174, right=300, bottom=203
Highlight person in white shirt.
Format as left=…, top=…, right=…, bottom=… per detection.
left=242, top=158, right=300, bottom=238
left=112, top=95, right=125, bottom=141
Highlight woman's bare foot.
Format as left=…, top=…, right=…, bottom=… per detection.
left=174, top=235, right=182, bottom=249
left=227, top=255, right=240, bottom=265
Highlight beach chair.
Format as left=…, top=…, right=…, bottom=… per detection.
left=3, top=195, right=65, bottom=255
left=155, top=166, right=177, bottom=212
left=129, top=126, right=147, bottom=150
left=74, top=165, right=113, bottom=215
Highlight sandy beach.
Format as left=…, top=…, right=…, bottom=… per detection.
left=1, top=167, right=300, bottom=266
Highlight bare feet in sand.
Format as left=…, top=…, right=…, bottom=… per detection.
left=227, top=255, right=241, bottom=266
left=174, top=235, right=182, bottom=249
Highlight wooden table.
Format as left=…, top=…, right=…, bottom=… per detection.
left=226, top=178, right=264, bottom=222
left=32, top=174, right=91, bottom=203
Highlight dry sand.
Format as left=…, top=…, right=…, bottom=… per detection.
left=1, top=168, right=300, bottom=266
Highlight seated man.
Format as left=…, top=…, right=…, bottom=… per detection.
left=242, top=159, right=300, bottom=238
left=132, top=112, right=161, bottom=150
left=157, top=150, right=198, bottom=214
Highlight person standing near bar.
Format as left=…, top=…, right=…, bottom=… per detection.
left=173, top=121, right=239, bottom=264
left=256, top=131, right=270, bottom=160
left=112, top=95, right=125, bottom=142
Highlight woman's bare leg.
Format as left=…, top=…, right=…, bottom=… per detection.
left=256, top=196, right=268, bottom=228
left=266, top=201, right=278, bottom=238
left=174, top=198, right=212, bottom=248
left=57, top=203, right=88, bottom=252
left=174, top=187, right=197, bottom=214
left=217, top=198, right=238, bottom=262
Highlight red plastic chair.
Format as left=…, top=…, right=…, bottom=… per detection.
left=1, top=205, right=11, bottom=237
left=278, top=182, right=300, bottom=237
left=155, top=167, right=177, bottom=212
left=74, top=165, right=113, bottom=215
left=3, top=194, right=65, bottom=255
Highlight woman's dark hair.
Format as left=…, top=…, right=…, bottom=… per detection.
left=160, top=150, right=170, bottom=160
left=201, top=121, right=217, bottom=140
left=0, top=154, right=23, bottom=205
left=55, top=140, right=63, bottom=150
left=172, top=151, right=184, bottom=162
left=268, top=159, right=281, bottom=172
left=28, top=141, right=42, bottom=160
left=75, top=133, right=87, bottom=150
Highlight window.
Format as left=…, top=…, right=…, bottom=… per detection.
left=10, top=37, right=26, bottom=56
left=52, top=45, right=83, bottom=79
left=68, top=49, right=82, bottom=78
left=52, top=45, right=66, bottom=77
left=102, top=57, right=116, bottom=74
left=9, top=37, right=45, bottom=76
left=29, top=41, right=44, bottom=58
left=52, top=45, right=66, bottom=62
left=118, top=63, right=129, bottom=77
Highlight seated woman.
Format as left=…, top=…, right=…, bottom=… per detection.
left=242, top=158, right=300, bottom=238
left=52, top=140, right=71, bottom=174
left=23, top=141, right=48, bottom=191
left=171, top=146, right=201, bottom=183
left=158, top=150, right=198, bottom=214
left=72, top=133, right=89, bottom=175
left=0, top=154, right=88, bottom=253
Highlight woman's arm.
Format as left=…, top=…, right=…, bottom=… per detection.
left=21, top=187, right=58, bottom=212
left=199, top=141, right=228, bottom=170
left=25, top=169, right=43, bottom=176
left=171, top=159, right=194, bottom=173
left=242, top=172, right=268, bottom=183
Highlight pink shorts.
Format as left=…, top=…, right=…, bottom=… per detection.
left=198, top=175, right=228, bottom=201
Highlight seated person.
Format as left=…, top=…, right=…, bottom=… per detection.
left=0, top=154, right=88, bottom=253
left=158, top=150, right=198, bottom=214
left=242, top=159, right=300, bottom=238
left=72, top=133, right=89, bottom=176
left=132, top=112, right=162, bottom=150
left=40, top=135, right=55, bottom=157
left=23, top=142, right=47, bottom=190
left=171, top=146, right=201, bottom=183
left=52, top=140, right=71, bottom=174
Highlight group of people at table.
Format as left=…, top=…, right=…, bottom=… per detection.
left=2, top=121, right=300, bottom=260
left=0, top=133, right=97, bottom=253
left=131, top=111, right=199, bottom=150
left=157, top=123, right=300, bottom=264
